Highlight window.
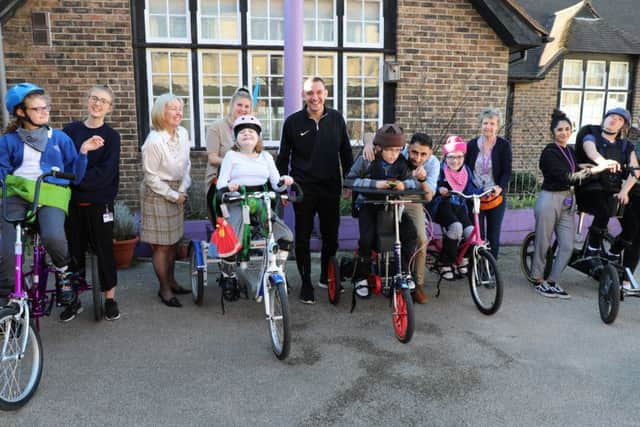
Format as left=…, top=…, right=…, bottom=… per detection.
left=137, top=1, right=387, bottom=147
left=344, top=54, right=383, bottom=141
left=558, top=58, right=631, bottom=143
left=147, top=50, right=194, bottom=144
left=249, top=0, right=284, bottom=43
left=146, top=0, right=189, bottom=41
left=304, top=0, right=336, bottom=45
left=198, top=0, right=240, bottom=42
left=344, top=0, right=383, bottom=47
left=199, top=51, right=242, bottom=139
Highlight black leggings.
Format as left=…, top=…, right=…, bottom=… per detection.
left=576, top=188, right=616, bottom=247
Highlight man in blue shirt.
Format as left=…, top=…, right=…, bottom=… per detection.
left=363, top=132, right=439, bottom=304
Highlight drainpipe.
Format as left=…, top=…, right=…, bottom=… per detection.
left=0, top=25, right=7, bottom=129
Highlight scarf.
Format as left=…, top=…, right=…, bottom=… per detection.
left=17, top=126, right=50, bottom=153
left=443, top=165, right=469, bottom=192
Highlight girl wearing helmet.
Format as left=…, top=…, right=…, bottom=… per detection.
left=0, top=82, right=104, bottom=305
left=214, top=115, right=294, bottom=300
left=430, top=136, right=484, bottom=280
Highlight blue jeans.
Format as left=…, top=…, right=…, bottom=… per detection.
left=479, top=195, right=506, bottom=259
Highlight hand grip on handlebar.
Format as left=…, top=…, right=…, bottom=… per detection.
left=285, top=182, right=304, bottom=203
left=51, top=170, right=76, bottom=181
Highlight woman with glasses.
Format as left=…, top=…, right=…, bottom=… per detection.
left=0, top=82, right=103, bottom=306
left=141, top=93, right=192, bottom=308
left=62, top=85, right=121, bottom=321
left=465, top=108, right=512, bottom=260
left=205, top=88, right=252, bottom=223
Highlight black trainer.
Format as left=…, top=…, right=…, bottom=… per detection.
left=299, top=285, right=315, bottom=305
left=60, top=299, right=83, bottom=322
left=104, top=299, right=120, bottom=321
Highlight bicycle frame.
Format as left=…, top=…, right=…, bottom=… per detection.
left=450, top=188, right=496, bottom=265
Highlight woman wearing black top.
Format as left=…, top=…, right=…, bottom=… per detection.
left=531, top=110, right=608, bottom=298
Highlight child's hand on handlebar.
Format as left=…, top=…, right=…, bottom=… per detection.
left=439, top=187, right=449, bottom=196
left=280, top=175, right=294, bottom=187
left=228, top=183, right=239, bottom=192
left=391, top=181, right=405, bottom=191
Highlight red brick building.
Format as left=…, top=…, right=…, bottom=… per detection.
left=12, top=1, right=625, bottom=210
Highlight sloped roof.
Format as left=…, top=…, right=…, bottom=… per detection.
left=0, top=0, right=26, bottom=24
left=468, top=0, right=549, bottom=51
left=510, top=0, right=640, bottom=81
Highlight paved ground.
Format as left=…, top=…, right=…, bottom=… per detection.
left=3, top=246, right=640, bottom=426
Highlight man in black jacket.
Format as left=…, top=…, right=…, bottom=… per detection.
left=277, top=77, right=353, bottom=304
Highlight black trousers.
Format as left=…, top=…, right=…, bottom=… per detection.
left=293, top=192, right=340, bottom=287
left=576, top=188, right=616, bottom=247
left=67, top=203, right=117, bottom=292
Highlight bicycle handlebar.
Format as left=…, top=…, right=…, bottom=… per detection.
left=450, top=187, right=496, bottom=199
left=221, top=181, right=304, bottom=204
left=0, top=169, right=76, bottom=224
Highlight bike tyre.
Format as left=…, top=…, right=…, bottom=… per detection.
left=0, top=307, right=43, bottom=411
left=392, top=288, right=414, bottom=343
left=469, top=247, right=503, bottom=315
left=268, top=280, right=291, bottom=360
left=327, top=256, right=341, bottom=305
left=520, top=232, right=555, bottom=284
left=598, top=264, right=620, bottom=324
left=190, top=243, right=204, bottom=306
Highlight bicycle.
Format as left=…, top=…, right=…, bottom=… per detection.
left=520, top=210, right=638, bottom=324
left=426, top=188, right=504, bottom=315
left=0, top=169, right=101, bottom=410
left=188, top=183, right=303, bottom=360
left=326, top=188, right=428, bottom=344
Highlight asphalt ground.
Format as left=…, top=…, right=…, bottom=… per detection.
left=3, top=246, right=640, bottom=426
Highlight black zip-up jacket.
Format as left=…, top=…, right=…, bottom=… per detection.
left=276, top=106, right=353, bottom=196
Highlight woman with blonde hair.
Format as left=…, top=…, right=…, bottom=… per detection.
left=141, top=93, right=192, bottom=307
left=205, top=88, right=252, bottom=222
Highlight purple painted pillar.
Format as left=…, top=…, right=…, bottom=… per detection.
left=283, top=0, right=304, bottom=232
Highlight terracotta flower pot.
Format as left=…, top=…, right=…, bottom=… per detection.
left=112, top=237, right=139, bottom=269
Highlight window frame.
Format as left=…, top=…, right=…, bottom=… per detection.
left=145, top=0, right=191, bottom=43
left=196, top=0, right=242, bottom=44
left=247, top=0, right=285, bottom=45
left=343, top=0, right=384, bottom=48
left=304, top=0, right=338, bottom=47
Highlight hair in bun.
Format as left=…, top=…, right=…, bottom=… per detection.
left=550, top=108, right=572, bottom=133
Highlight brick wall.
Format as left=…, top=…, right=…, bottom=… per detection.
left=2, top=0, right=142, bottom=207
left=395, top=0, right=509, bottom=152
left=509, top=64, right=560, bottom=172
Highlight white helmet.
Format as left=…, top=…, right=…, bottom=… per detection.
left=233, top=115, right=262, bottom=137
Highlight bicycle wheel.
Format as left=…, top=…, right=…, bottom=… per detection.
left=266, top=274, right=290, bottom=360
left=598, top=264, right=620, bottom=324
left=469, top=247, right=503, bottom=315
left=327, top=256, right=341, bottom=305
left=0, top=307, right=43, bottom=411
left=89, top=253, right=104, bottom=321
left=520, top=232, right=556, bottom=284
left=190, top=243, right=204, bottom=306
left=392, top=288, right=414, bottom=343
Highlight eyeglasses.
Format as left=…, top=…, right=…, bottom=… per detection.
left=446, top=155, right=464, bottom=160
left=89, top=95, right=112, bottom=106
left=27, top=105, right=51, bottom=114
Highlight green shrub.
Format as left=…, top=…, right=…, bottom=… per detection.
left=113, top=201, right=138, bottom=241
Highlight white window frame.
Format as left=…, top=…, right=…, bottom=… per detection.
left=303, top=51, right=338, bottom=109
left=197, top=0, right=241, bottom=44
left=248, top=0, right=285, bottom=45
left=146, top=49, right=195, bottom=145
left=197, top=50, right=243, bottom=143
left=585, top=60, right=606, bottom=89
left=561, top=59, right=584, bottom=89
left=248, top=51, right=286, bottom=146
left=343, top=52, right=384, bottom=144
left=609, top=61, right=630, bottom=90
left=343, top=0, right=384, bottom=48
left=304, top=0, right=338, bottom=47
left=145, top=0, right=191, bottom=43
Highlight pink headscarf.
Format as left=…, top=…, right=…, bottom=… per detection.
left=443, top=135, right=468, bottom=192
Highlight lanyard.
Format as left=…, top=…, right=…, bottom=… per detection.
left=555, top=143, right=576, bottom=173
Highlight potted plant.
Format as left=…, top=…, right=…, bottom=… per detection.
left=112, top=200, right=139, bottom=269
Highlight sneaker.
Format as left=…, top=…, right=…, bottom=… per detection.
left=55, top=270, right=75, bottom=306
left=104, top=299, right=120, bottom=321
left=622, top=281, right=633, bottom=292
left=602, top=249, right=621, bottom=262
left=548, top=282, right=570, bottom=299
left=59, top=299, right=83, bottom=322
left=299, top=285, right=315, bottom=305
left=405, top=276, right=416, bottom=290
left=439, top=265, right=454, bottom=280
left=354, top=278, right=369, bottom=298
left=534, top=282, right=557, bottom=298
left=317, top=281, right=328, bottom=289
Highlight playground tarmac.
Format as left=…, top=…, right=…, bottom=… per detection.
left=3, top=246, right=640, bottom=426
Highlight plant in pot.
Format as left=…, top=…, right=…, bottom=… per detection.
left=112, top=200, right=139, bottom=269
